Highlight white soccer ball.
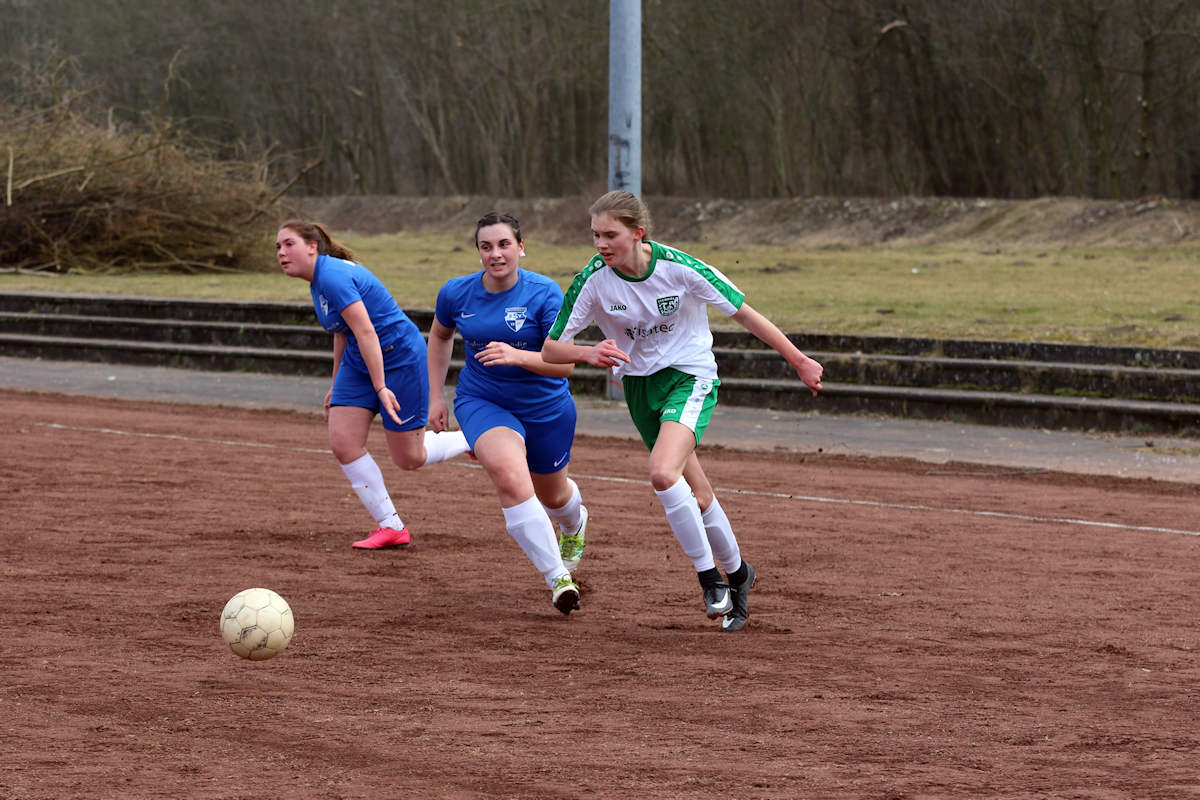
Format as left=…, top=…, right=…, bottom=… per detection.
left=220, top=587, right=295, bottom=661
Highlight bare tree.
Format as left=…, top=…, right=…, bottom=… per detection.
left=5, top=0, right=1200, bottom=199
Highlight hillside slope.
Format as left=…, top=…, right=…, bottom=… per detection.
left=296, top=195, right=1200, bottom=249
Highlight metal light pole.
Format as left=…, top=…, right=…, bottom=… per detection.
left=608, top=0, right=641, bottom=195
left=606, top=0, right=641, bottom=400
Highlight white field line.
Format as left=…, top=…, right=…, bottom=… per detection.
left=36, top=422, right=332, bottom=455
left=36, top=422, right=1200, bottom=538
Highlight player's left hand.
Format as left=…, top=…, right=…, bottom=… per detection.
left=428, top=396, right=450, bottom=432
left=476, top=341, right=520, bottom=367
left=796, top=355, right=824, bottom=396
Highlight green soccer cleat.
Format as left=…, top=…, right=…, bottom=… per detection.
left=558, top=505, right=588, bottom=572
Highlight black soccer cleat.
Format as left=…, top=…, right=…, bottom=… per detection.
left=721, top=562, right=756, bottom=632
left=703, top=582, right=733, bottom=619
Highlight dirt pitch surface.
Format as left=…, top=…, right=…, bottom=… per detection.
left=4, top=389, right=1200, bottom=799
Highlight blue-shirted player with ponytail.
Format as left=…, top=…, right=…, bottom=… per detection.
left=427, top=212, right=588, bottom=616
left=276, top=220, right=471, bottom=550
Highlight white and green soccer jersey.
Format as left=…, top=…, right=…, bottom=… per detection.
left=548, top=241, right=744, bottom=380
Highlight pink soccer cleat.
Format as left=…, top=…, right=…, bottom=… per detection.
left=351, top=526, right=411, bottom=549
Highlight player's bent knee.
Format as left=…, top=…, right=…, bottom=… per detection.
left=648, top=468, right=683, bottom=492
left=331, top=444, right=367, bottom=465
left=392, top=453, right=425, bottom=471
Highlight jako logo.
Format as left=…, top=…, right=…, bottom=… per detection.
left=610, top=304, right=627, bottom=311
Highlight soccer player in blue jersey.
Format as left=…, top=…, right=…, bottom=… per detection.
left=427, top=212, right=588, bottom=615
left=276, top=220, right=471, bottom=549
left=542, top=192, right=824, bottom=632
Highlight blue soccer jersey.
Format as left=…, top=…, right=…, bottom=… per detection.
left=310, top=254, right=424, bottom=369
left=435, top=269, right=570, bottom=421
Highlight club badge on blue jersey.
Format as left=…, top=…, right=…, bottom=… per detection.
left=505, top=306, right=528, bottom=333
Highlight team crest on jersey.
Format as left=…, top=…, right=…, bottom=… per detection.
left=656, top=295, right=680, bottom=316
left=504, top=306, right=528, bottom=332
left=318, top=294, right=330, bottom=317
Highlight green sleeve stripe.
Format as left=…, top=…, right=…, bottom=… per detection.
left=549, top=255, right=607, bottom=339
left=656, top=243, right=745, bottom=310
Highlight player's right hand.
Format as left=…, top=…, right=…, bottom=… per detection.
left=586, top=339, right=631, bottom=369
left=378, top=387, right=403, bottom=425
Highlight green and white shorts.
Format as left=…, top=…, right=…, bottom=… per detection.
left=621, top=367, right=720, bottom=450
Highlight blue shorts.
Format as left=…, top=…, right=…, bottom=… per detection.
left=454, top=392, right=577, bottom=474
left=330, top=350, right=429, bottom=433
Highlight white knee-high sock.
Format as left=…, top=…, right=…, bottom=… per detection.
left=502, top=496, right=569, bottom=587
left=655, top=476, right=715, bottom=572
left=543, top=478, right=583, bottom=534
left=341, top=453, right=403, bottom=529
left=701, top=496, right=741, bottom=574
left=422, top=429, right=470, bottom=465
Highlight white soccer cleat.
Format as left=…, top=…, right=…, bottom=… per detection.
left=551, top=574, right=580, bottom=615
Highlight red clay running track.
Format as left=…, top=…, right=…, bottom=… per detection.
left=3, top=389, right=1199, bottom=799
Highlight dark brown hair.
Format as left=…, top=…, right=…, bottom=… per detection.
left=474, top=211, right=523, bottom=247
left=278, top=219, right=357, bottom=262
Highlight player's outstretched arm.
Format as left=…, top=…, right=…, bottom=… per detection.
left=426, top=318, right=456, bottom=432
left=475, top=341, right=575, bottom=377
left=731, top=303, right=823, bottom=396
left=342, top=300, right=403, bottom=425
left=543, top=336, right=630, bottom=368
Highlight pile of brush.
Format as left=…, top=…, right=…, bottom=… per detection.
left=2, top=101, right=284, bottom=274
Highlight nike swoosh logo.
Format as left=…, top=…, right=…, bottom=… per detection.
left=459, top=312, right=476, bottom=318
left=397, top=414, right=416, bottom=425
left=552, top=452, right=568, bottom=468
left=708, top=589, right=730, bottom=612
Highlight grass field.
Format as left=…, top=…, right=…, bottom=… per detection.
left=3, top=230, right=1198, bottom=349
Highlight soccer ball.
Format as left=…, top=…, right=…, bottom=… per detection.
left=220, top=587, right=295, bottom=661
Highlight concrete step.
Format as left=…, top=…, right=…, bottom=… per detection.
left=718, top=378, right=1200, bottom=435
left=721, top=348, right=1200, bottom=402
left=0, top=290, right=320, bottom=326
left=5, top=310, right=1197, bottom=403
left=0, top=331, right=334, bottom=375
left=9, top=289, right=1199, bottom=367
left=0, top=311, right=332, bottom=351
left=4, top=331, right=1198, bottom=434
left=5, top=290, right=1200, bottom=434
left=0, top=332, right=611, bottom=397
left=715, top=330, right=1200, bottom=369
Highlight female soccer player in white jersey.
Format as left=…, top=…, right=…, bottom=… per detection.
left=542, top=192, right=823, bottom=632
left=426, top=212, right=588, bottom=615
left=276, top=220, right=471, bottom=549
